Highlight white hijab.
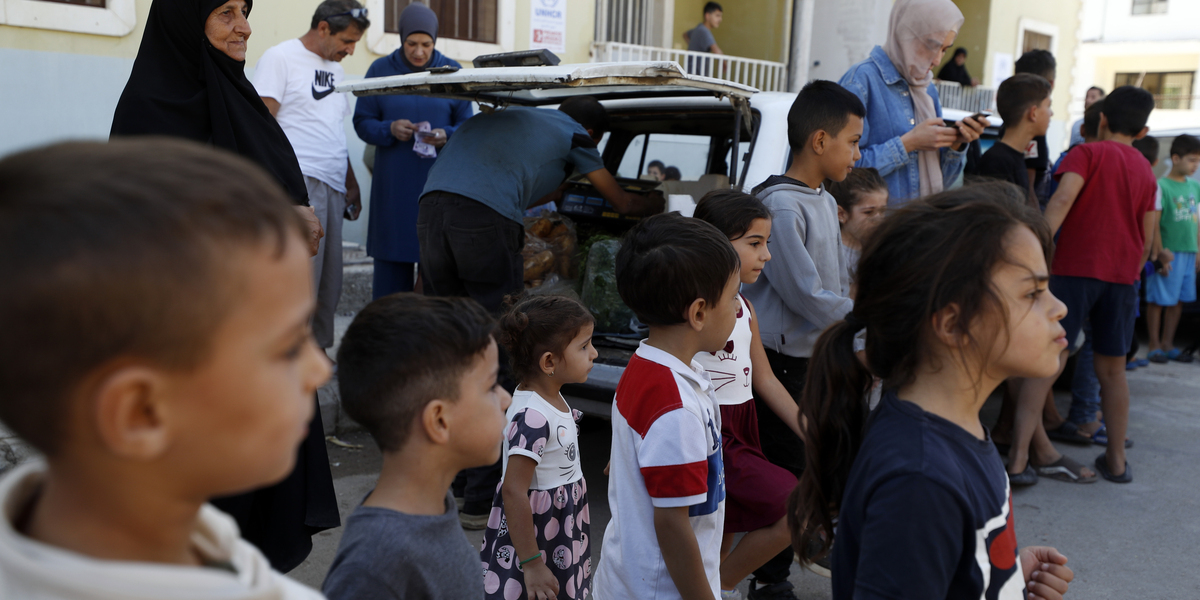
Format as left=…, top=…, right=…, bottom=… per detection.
left=883, top=0, right=964, bottom=197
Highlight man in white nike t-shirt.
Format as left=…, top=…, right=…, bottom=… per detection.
left=254, top=0, right=367, bottom=352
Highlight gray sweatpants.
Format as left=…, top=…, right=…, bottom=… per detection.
left=306, top=176, right=344, bottom=349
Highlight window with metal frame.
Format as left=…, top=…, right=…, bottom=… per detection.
left=2, top=0, right=133, bottom=35
left=385, top=0, right=496, bottom=44
left=595, top=0, right=671, bottom=47
left=1131, top=0, right=1168, bottom=15
left=602, top=111, right=759, bottom=187
left=1115, top=71, right=1195, bottom=109
left=34, top=0, right=105, bottom=6
left=597, top=0, right=649, bottom=45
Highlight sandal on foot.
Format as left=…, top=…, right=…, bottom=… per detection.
left=1094, top=453, right=1132, bottom=483
left=1148, top=349, right=1169, bottom=364
left=1092, top=426, right=1134, bottom=448
left=1046, top=421, right=1093, bottom=445
left=1008, top=463, right=1037, bottom=487
left=1034, top=456, right=1097, bottom=483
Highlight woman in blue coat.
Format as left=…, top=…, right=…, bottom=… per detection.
left=354, top=3, right=473, bottom=297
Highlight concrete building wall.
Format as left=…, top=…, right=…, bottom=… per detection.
left=1079, top=0, right=1200, bottom=43
left=805, top=0, right=892, bottom=83
left=1076, top=40, right=1200, bottom=131
left=1073, top=0, right=1200, bottom=133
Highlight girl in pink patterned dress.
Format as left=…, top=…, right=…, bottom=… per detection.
left=482, top=296, right=598, bottom=600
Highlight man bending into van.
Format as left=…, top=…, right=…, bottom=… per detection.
left=418, top=96, right=654, bottom=315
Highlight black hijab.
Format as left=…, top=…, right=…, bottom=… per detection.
left=110, top=0, right=308, bottom=205
left=936, top=49, right=973, bottom=88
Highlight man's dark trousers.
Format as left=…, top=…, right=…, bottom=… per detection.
left=417, top=191, right=525, bottom=516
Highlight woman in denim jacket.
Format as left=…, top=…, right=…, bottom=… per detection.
left=837, top=0, right=988, bottom=206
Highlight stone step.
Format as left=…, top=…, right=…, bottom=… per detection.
left=336, top=242, right=373, bottom=318
left=324, top=242, right=370, bottom=436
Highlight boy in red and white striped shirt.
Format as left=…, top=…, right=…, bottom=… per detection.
left=593, top=213, right=741, bottom=600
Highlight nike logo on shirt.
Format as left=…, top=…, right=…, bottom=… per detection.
left=312, top=69, right=337, bottom=100
left=312, top=85, right=335, bottom=100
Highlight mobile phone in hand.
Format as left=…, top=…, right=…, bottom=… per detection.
left=344, top=203, right=360, bottom=220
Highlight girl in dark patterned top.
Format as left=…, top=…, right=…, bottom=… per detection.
left=482, top=296, right=598, bottom=600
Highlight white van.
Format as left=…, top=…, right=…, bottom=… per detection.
left=341, top=58, right=1000, bottom=411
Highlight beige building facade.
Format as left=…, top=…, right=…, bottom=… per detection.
left=946, top=0, right=1083, bottom=153
left=1075, top=0, right=1200, bottom=133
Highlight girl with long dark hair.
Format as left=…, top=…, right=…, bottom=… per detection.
left=790, top=184, right=1075, bottom=599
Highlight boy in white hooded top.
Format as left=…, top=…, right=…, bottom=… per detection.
left=0, top=139, right=329, bottom=600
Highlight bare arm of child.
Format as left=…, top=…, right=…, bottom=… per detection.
left=654, top=506, right=717, bottom=600
left=1019, top=546, right=1074, bottom=600
left=1043, top=172, right=1085, bottom=234
left=1142, top=210, right=1157, bottom=265
left=1156, top=222, right=1175, bottom=274
left=1151, top=210, right=1163, bottom=263
left=501, top=456, right=560, bottom=600
left=745, top=298, right=804, bottom=439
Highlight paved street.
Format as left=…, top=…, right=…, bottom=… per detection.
left=291, top=343, right=1200, bottom=599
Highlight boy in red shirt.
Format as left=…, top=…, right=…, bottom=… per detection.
left=1010, top=85, right=1157, bottom=484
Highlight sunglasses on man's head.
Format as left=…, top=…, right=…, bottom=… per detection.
left=330, top=7, right=368, bottom=20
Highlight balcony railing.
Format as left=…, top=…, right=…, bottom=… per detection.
left=934, top=80, right=995, bottom=114
left=591, top=41, right=787, bottom=92
left=1153, top=94, right=1195, bottom=110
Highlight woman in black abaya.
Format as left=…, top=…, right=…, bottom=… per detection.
left=110, top=0, right=339, bottom=573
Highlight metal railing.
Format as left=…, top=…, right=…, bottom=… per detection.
left=591, top=41, right=787, bottom=92
left=595, top=0, right=656, bottom=47
left=1153, top=94, right=1196, bottom=110
left=934, top=80, right=995, bottom=114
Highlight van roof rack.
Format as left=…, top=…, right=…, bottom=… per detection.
left=473, top=49, right=561, bottom=69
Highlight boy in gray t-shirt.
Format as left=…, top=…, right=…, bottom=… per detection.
left=685, top=2, right=723, bottom=53
left=683, top=2, right=724, bottom=74
left=323, top=494, right=480, bottom=599
left=322, top=295, right=512, bottom=600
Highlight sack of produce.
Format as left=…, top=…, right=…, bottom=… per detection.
left=522, top=212, right=579, bottom=287
left=580, top=239, right=635, bottom=334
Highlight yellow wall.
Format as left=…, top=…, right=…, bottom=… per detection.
left=672, top=0, right=789, bottom=63
left=0, top=0, right=596, bottom=76
left=945, top=0, right=989, bottom=84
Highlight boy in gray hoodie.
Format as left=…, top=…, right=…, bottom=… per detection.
left=741, top=81, right=864, bottom=593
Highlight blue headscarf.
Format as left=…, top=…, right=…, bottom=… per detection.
left=399, top=3, right=438, bottom=43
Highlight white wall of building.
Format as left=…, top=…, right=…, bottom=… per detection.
left=1073, top=0, right=1200, bottom=136
left=1080, top=0, right=1200, bottom=43
left=805, top=0, right=892, bottom=83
